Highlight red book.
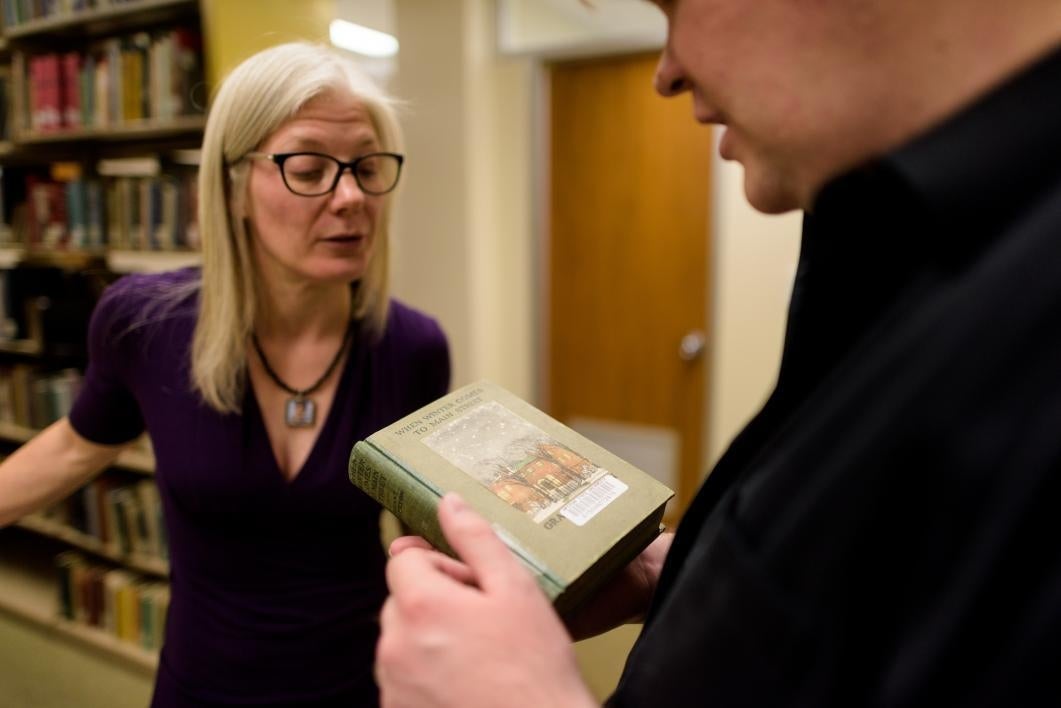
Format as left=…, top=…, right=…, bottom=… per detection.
left=37, top=53, right=63, bottom=132
left=61, top=51, right=82, bottom=129
left=25, top=175, right=69, bottom=250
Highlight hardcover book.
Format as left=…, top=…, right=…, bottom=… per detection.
left=348, top=380, right=674, bottom=617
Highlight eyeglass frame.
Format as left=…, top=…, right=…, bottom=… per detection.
left=241, top=151, right=405, bottom=197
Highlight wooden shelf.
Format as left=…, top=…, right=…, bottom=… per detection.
left=18, top=249, right=106, bottom=270
left=114, top=446, right=156, bottom=474
left=3, top=0, right=197, bottom=40
left=0, top=247, right=201, bottom=274
left=107, top=249, right=200, bottom=273
left=17, top=515, right=168, bottom=577
left=0, top=246, right=24, bottom=267
left=0, top=421, right=36, bottom=443
left=0, top=549, right=158, bottom=673
left=0, top=421, right=156, bottom=475
left=0, top=338, right=43, bottom=355
left=14, top=115, right=206, bottom=145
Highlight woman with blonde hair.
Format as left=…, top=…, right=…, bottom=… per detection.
left=0, top=42, right=449, bottom=706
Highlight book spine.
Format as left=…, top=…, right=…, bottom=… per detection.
left=348, top=440, right=567, bottom=605
left=348, top=441, right=453, bottom=556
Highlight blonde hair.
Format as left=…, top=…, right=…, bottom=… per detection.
left=193, top=42, right=402, bottom=413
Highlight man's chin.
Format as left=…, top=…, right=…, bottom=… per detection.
left=742, top=169, right=804, bottom=215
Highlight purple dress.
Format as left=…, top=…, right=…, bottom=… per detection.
left=68, top=269, right=450, bottom=707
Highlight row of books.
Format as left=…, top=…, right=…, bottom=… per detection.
left=23, top=166, right=199, bottom=252
left=40, top=476, right=168, bottom=561
left=3, top=0, right=141, bottom=27
left=0, top=365, right=80, bottom=430
left=56, top=551, right=169, bottom=652
left=17, top=25, right=203, bottom=134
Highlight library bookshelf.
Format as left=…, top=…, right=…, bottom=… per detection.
left=0, top=416, right=166, bottom=673
left=0, top=0, right=205, bottom=680
left=0, top=537, right=159, bottom=673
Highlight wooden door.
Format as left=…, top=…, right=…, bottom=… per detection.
left=547, top=52, right=712, bottom=519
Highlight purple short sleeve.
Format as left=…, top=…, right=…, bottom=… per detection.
left=68, top=278, right=150, bottom=444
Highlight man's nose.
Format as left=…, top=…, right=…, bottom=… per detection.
left=654, top=47, right=690, bottom=97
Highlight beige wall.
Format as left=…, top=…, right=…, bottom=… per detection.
left=391, top=0, right=536, bottom=399
left=706, top=141, right=802, bottom=466
left=464, top=1, right=537, bottom=399
left=390, top=1, right=475, bottom=387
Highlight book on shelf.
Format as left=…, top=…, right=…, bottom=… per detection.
left=0, top=365, right=82, bottom=428
left=0, top=65, right=12, bottom=144
left=54, top=550, right=169, bottom=651
left=28, top=473, right=169, bottom=566
left=96, top=155, right=160, bottom=177
left=348, top=380, right=674, bottom=617
left=95, top=156, right=197, bottom=252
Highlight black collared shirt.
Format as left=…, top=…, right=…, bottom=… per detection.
left=611, top=42, right=1061, bottom=707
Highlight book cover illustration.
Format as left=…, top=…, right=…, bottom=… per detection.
left=422, top=399, right=627, bottom=527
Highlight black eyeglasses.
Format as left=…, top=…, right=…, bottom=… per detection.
left=243, top=151, right=404, bottom=197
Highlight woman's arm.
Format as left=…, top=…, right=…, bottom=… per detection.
left=0, top=418, right=128, bottom=527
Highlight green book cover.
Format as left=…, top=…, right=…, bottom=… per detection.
left=349, top=380, right=674, bottom=617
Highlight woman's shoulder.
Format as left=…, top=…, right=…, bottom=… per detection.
left=382, top=299, right=447, bottom=347
left=94, top=267, right=200, bottom=332
left=100, top=267, right=199, bottom=308
left=104, top=266, right=199, bottom=299
left=375, top=299, right=451, bottom=398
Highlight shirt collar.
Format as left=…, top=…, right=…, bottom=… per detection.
left=889, top=41, right=1061, bottom=236
left=812, top=41, right=1061, bottom=268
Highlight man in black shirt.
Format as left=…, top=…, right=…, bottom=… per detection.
left=375, top=1, right=1061, bottom=706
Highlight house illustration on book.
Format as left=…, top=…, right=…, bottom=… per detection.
left=422, top=399, right=612, bottom=522
left=489, top=441, right=599, bottom=514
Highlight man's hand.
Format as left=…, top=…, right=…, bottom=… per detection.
left=377, top=493, right=598, bottom=708
left=565, top=531, right=673, bottom=641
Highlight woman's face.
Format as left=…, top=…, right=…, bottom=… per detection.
left=244, top=90, right=385, bottom=287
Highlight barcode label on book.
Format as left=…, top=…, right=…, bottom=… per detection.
left=560, top=474, right=628, bottom=526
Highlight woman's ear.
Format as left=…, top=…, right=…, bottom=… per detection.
left=227, top=166, right=248, bottom=221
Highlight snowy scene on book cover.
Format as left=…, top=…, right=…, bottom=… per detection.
left=422, top=400, right=627, bottom=524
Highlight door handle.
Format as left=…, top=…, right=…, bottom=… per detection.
left=678, top=330, right=708, bottom=362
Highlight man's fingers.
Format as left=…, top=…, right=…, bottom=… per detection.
left=385, top=544, right=479, bottom=599
left=428, top=550, right=478, bottom=586
left=437, top=493, right=532, bottom=594
left=385, top=494, right=535, bottom=602
left=389, top=535, right=433, bottom=556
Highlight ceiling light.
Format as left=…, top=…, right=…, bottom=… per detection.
left=330, top=19, right=399, bottom=58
